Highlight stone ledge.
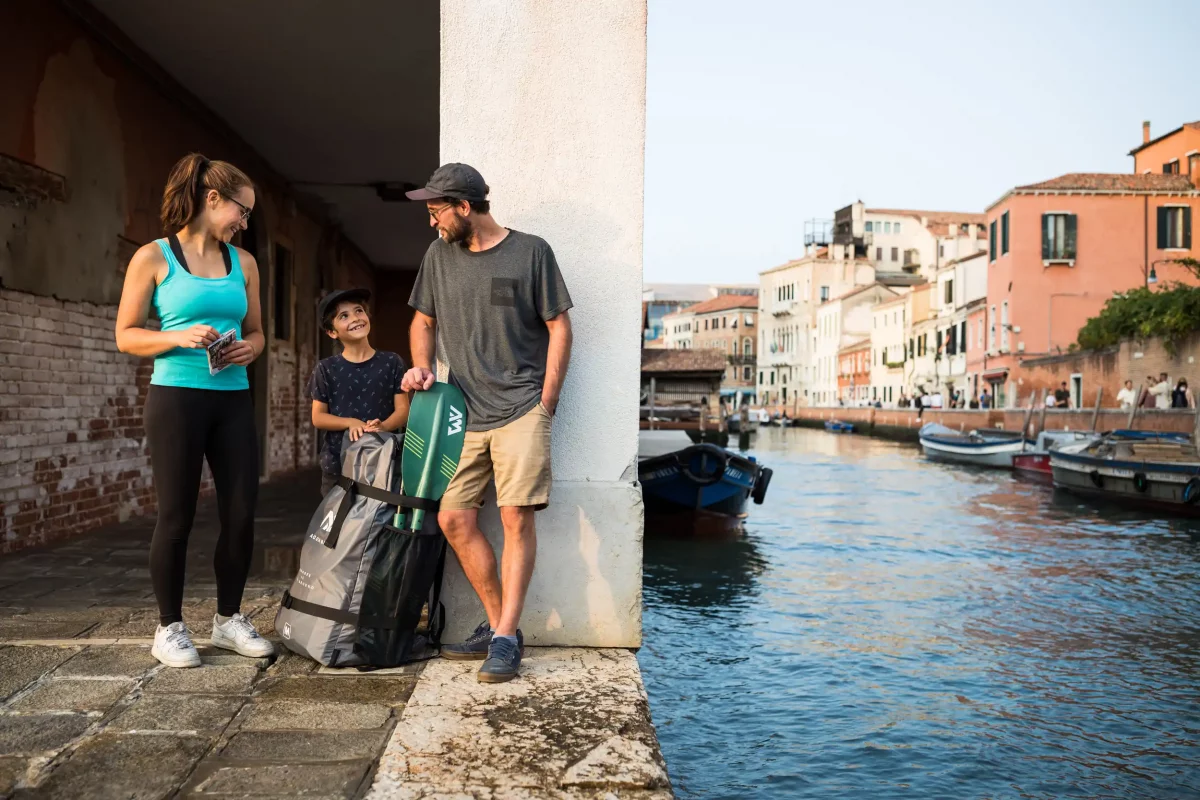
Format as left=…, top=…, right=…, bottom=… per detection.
left=368, top=648, right=672, bottom=799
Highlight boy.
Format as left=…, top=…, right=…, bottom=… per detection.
left=309, top=289, right=409, bottom=496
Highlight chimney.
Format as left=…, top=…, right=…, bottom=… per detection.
left=1143, top=120, right=1151, bottom=144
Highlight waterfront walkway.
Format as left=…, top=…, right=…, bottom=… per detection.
left=0, top=472, right=670, bottom=799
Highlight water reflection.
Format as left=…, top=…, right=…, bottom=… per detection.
left=640, top=427, right=1200, bottom=800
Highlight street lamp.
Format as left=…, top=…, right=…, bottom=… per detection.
left=1146, top=258, right=1179, bottom=287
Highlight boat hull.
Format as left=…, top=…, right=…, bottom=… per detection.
left=638, top=443, right=766, bottom=521
left=825, top=421, right=854, bottom=433
left=919, top=437, right=1027, bottom=468
left=1050, top=450, right=1200, bottom=515
left=1012, top=453, right=1053, bottom=482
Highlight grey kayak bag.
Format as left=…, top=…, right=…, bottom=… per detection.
left=275, top=433, right=447, bottom=668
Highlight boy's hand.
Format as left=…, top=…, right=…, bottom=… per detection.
left=348, top=419, right=369, bottom=442
left=364, top=419, right=381, bottom=432
left=401, top=367, right=435, bottom=392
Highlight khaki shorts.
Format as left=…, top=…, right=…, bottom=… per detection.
left=440, top=402, right=553, bottom=511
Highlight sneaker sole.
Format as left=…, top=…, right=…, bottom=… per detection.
left=477, top=669, right=519, bottom=684
left=151, top=645, right=200, bottom=669
left=210, top=633, right=275, bottom=659
left=441, top=644, right=525, bottom=662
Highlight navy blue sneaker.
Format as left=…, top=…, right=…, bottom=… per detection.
left=441, top=622, right=523, bottom=661
left=478, top=635, right=522, bottom=683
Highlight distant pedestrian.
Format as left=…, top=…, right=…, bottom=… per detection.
left=1044, top=392, right=1056, bottom=408
left=1140, top=375, right=1157, bottom=408
left=1172, top=378, right=1195, bottom=409
left=1054, top=381, right=1070, bottom=409
left=114, top=153, right=274, bottom=669
left=1150, top=372, right=1172, bottom=409
left=1116, top=379, right=1137, bottom=410
left=980, top=389, right=991, bottom=410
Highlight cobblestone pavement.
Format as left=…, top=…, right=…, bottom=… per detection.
left=0, top=470, right=422, bottom=799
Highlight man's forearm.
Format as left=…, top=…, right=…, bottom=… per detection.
left=410, top=314, right=437, bottom=371
left=542, top=316, right=573, bottom=405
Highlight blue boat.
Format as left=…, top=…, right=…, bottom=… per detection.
left=638, top=431, right=771, bottom=522
left=825, top=420, right=855, bottom=433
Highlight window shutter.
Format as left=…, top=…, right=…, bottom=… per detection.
left=1041, top=214, right=1050, bottom=259
left=1065, top=214, right=1078, bottom=259
left=1157, top=207, right=1168, bottom=249
left=1185, top=207, right=1193, bottom=250
left=1001, top=212, right=1009, bottom=254
left=990, top=221, right=997, bottom=261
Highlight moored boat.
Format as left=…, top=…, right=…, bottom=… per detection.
left=918, top=423, right=1030, bottom=468
left=1050, top=430, right=1200, bottom=514
left=1012, top=430, right=1100, bottom=482
left=638, top=430, right=771, bottom=523
left=825, top=420, right=854, bottom=433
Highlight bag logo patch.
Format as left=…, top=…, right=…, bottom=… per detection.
left=282, top=622, right=292, bottom=639
left=448, top=405, right=464, bottom=436
left=319, top=510, right=336, bottom=533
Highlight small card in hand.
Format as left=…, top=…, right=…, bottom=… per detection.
left=206, top=329, right=238, bottom=375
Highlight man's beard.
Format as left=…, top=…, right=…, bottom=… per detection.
left=439, top=215, right=472, bottom=244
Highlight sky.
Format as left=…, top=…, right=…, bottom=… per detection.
left=644, top=0, right=1198, bottom=284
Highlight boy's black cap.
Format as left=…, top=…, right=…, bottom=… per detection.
left=404, top=163, right=489, bottom=202
left=318, top=288, right=371, bottom=330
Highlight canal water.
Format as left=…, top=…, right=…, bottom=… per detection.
left=638, top=427, right=1200, bottom=799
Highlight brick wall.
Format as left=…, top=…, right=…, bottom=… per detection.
left=0, top=290, right=158, bottom=553
left=267, top=339, right=318, bottom=475
left=1018, top=333, right=1200, bottom=407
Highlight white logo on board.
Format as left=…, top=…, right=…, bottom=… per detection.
left=319, top=510, right=336, bottom=533
left=448, top=405, right=464, bottom=435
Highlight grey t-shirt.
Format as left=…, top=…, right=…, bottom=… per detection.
left=408, top=230, right=573, bottom=431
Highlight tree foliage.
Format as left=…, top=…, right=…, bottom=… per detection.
left=1077, top=282, right=1200, bottom=356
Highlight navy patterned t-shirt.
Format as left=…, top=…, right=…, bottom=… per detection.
left=307, top=350, right=407, bottom=476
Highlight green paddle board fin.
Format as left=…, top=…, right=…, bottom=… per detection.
left=397, top=382, right=468, bottom=531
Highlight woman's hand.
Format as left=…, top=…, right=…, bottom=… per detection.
left=172, top=324, right=219, bottom=349
left=222, top=340, right=257, bottom=366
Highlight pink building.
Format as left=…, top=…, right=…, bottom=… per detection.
left=982, top=173, right=1199, bottom=407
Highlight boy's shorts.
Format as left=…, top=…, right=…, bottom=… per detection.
left=440, top=402, right=553, bottom=511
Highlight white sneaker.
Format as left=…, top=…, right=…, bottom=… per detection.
left=152, top=622, right=201, bottom=668
left=211, top=613, right=275, bottom=658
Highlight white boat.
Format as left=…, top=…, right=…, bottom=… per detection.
left=918, top=423, right=1031, bottom=468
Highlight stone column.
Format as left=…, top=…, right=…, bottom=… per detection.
left=438, top=0, right=646, bottom=646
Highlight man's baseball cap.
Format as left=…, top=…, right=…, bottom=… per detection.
left=404, top=163, right=489, bottom=202
left=318, top=288, right=371, bottom=330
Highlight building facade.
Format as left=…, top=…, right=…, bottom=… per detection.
left=813, top=283, right=897, bottom=406
left=869, top=294, right=908, bottom=406
left=661, top=307, right=694, bottom=349
left=837, top=339, right=871, bottom=405
left=983, top=172, right=1200, bottom=407
left=1130, top=120, right=1200, bottom=182
left=688, top=294, right=758, bottom=392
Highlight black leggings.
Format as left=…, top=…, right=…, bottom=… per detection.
left=145, top=386, right=259, bottom=626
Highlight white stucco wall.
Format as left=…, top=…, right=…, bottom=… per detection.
left=438, top=0, right=647, bottom=646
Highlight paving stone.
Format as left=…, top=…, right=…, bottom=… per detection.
left=10, top=677, right=134, bottom=713
left=188, top=761, right=369, bottom=796
left=29, top=732, right=211, bottom=800
left=109, top=694, right=245, bottom=733
left=220, top=730, right=389, bottom=762
left=145, top=664, right=261, bottom=695
left=0, top=714, right=91, bottom=755
left=196, top=645, right=273, bottom=669
left=0, top=756, right=26, bottom=795
left=0, top=646, right=80, bottom=700
left=240, top=701, right=392, bottom=731
left=266, top=649, right=318, bottom=677
left=55, top=645, right=158, bottom=677
left=255, top=676, right=416, bottom=707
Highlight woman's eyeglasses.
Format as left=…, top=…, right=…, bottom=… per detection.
left=224, top=194, right=253, bottom=221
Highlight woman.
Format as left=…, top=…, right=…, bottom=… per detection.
left=115, top=153, right=273, bottom=668
left=1171, top=378, right=1195, bottom=409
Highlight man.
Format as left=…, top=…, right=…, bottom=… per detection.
left=401, top=164, right=573, bottom=683
left=1116, top=379, right=1137, bottom=411
left=1054, top=381, right=1071, bottom=409
left=1149, top=372, right=1171, bottom=410
left=979, top=389, right=991, bottom=410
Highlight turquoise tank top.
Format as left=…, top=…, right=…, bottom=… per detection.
left=150, top=238, right=250, bottom=390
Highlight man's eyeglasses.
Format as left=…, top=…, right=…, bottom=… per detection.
left=428, top=203, right=459, bottom=222
left=224, top=194, right=253, bottom=221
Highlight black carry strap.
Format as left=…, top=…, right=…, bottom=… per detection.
left=281, top=590, right=399, bottom=631
left=428, top=539, right=448, bottom=647
left=167, top=233, right=232, bottom=275
left=324, top=476, right=439, bottom=549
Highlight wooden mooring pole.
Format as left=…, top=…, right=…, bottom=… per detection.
left=648, top=378, right=656, bottom=431
left=1020, top=392, right=1036, bottom=450
left=1037, top=388, right=1048, bottom=436
left=1127, top=383, right=1143, bottom=431
left=1090, top=387, right=1103, bottom=432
